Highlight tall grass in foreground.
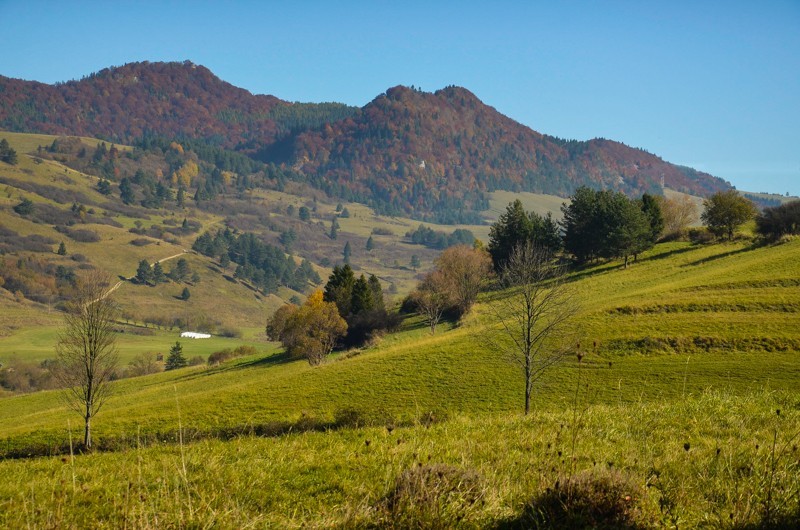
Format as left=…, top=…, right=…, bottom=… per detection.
left=1, top=390, right=798, bottom=528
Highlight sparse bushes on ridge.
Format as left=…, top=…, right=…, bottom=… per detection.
left=207, top=345, right=257, bottom=365
left=0, top=227, right=56, bottom=254
left=55, top=226, right=101, bottom=243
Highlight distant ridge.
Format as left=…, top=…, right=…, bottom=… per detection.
left=0, top=62, right=730, bottom=221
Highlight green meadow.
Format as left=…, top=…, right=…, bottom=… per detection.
left=1, top=236, right=799, bottom=527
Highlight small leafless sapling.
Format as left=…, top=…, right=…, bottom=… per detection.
left=485, top=243, right=579, bottom=415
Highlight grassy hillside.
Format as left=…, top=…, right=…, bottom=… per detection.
left=0, top=131, right=483, bottom=356
left=2, top=131, right=799, bottom=527
left=2, top=237, right=798, bottom=451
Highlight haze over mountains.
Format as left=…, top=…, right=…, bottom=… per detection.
left=0, top=61, right=730, bottom=221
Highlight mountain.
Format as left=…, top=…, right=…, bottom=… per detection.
left=287, top=85, right=729, bottom=220
left=0, top=62, right=730, bottom=222
left=0, top=61, right=358, bottom=152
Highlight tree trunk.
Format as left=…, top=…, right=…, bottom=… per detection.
left=524, top=359, right=532, bottom=415
left=84, top=415, right=92, bottom=449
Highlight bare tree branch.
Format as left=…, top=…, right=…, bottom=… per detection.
left=483, top=243, right=579, bottom=415
left=54, top=271, right=119, bottom=449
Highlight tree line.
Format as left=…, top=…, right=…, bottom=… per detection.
left=193, top=228, right=320, bottom=294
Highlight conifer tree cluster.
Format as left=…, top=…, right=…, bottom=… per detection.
left=322, top=264, right=396, bottom=346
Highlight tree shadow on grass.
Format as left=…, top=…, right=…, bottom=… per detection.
left=151, top=351, right=294, bottom=387
left=681, top=242, right=761, bottom=267
left=636, top=244, right=698, bottom=263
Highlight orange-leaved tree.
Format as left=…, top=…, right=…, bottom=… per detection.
left=266, top=290, right=347, bottom=365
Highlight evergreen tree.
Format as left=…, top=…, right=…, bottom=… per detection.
left=169, top=257, right=190, bottom=281
left=343, top=241, right=352, bottom=264
left=92, top=142, right=107, bottom=163
left=180, top=287, right=191, bottom=301
left=13, top=198, right=34, bottom=215
left=136, top=259, right=152, bottom=284
left=279, top=229, right=297, bottom=251
left=57, top=241, right=67, bottom=256
left=152, top=261, right=166, bottom=283
left=367, top=274, right=385, bottom=311
left=323, top=264, right=355, bottom=318
left=0, top=139, right=18, bottom=164
left=605, top=195, right=652, bottom=268
left=176, top=187, right=185, bottom=207
left=96, top=179, right=112, bottom=196
left=561, top=187, right=604, bottom=264
left=640, top=193, right=665, bottom=244
left=488, top=200, right=533, bottom=271
left=119, top=177, right=135, bottom=205
left=350, top=275, right=374, bottom=315
left=366, top=236, right=375, bottom=251
left=330, top=218, right=339, bottom=240
left=410, top=254, right=421, bottom=270
left=165, top=341, right=187, bottom=370
left=298, top=206, right=311, bottom=221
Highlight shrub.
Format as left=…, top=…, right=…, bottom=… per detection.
left=188, top=355, right=205, bottom=366
left=218, top=326, right=242, bottom=338
left=207, top=345, right=255, bottom=365
left=756, top=200, right=800, bottom=240
left=58, top=227, right=101, bottom=243
left=207, top=349, right=234, bottom=365
left=129, top=238, right=153, bottom=247
left=126, top=352, right=164, bottom=377
left=524, top=469, right=648, bottom=529
left=380, top=464, right=485, bottom=529
left=13, top=198, right=34, bottom=215
left=687, top=227, right=714, bottom=244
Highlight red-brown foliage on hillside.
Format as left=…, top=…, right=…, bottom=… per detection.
left=0, top=61, right=284, bottom=147
left=1, top=63, right=730, bottom=222
left=289, top=85, right=729, bottom=219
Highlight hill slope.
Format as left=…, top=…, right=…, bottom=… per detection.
left=3, top=237, right=798, bottom=455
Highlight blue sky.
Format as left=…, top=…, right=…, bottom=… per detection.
left=1, top=1, right=798, bottom=195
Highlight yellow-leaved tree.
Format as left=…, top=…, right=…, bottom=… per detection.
left=266, top=290, right=347, bottom=365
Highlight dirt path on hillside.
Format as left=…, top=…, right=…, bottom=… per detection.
left=96, top=249, right=190, bottom=302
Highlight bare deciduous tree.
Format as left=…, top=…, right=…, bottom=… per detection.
left=658, top=194, right=699, bottom=237
left=485, top=243, right=579, bottom=415
left=55, top=271, right=119, bottom=449
left=412, top=270, right=450, bottom=334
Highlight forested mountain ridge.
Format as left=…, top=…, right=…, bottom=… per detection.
left=1, top=62, right=730, bottom=222
left=0, top=61, right=358, bottom=151
left=289, top=85, right=730, bottom=220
